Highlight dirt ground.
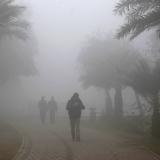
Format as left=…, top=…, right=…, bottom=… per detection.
left=12, top=116, right=160, bottom=160
left=0, top=122, right=21, bottom=160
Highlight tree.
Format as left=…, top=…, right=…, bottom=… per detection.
left=0, top=0, right=36, bottom=83
left=79, top=37, right=114, bottom=116
left=0, top=0, right=29, bottom=40
left=0, top=1, right=36, bottom=119
left=123, top=58, right=160, bottom=137
left=79, top=35, right=137, bottom=119
left=0, top=39, right=37, bottom=83
left=114, top=0, right=160, bottom=39
left=134, top=91, right=144, bottom=117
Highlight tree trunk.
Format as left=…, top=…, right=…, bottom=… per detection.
left=105, top=90, right=113, bottom=118
left=151, top=92, right=160, bottom=138
left=134, top=91, right=144, bottom=117
left=114, top=84, right=123, bottom=120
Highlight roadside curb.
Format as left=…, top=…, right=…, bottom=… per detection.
left=147, top=150, right=160, bottom=160
left=12, top=131, right=32, bottom=160
left=138, top=145, right=160, bottom=160
left=12, top=135, right=25, bottom=160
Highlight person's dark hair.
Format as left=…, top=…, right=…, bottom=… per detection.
left=73, top=92, right=79, bottom=97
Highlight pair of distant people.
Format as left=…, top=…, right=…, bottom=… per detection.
left=38, top=93, right=85, bottom=142
left=38, top=96, right=58, bottom=124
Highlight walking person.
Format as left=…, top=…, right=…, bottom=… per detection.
left=66, top=93, right=85, bottom=142
left=48, top=96, right=58, bottom=124
left=38, top=96, right=48, bottom=124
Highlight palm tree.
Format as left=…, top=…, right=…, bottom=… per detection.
left=0, top=0, right=29, bottom=40
left=79, top=36, right=139, bottom=120
left=114, top=0, right=160, bottom=39
left=123, top=58, right=160, bottom=137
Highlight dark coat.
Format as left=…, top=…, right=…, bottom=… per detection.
left=66, top=98, right=85, bottom=119
left=38, top=99, right=47, bottom=112
left=48, top=100, right=58, bottom=112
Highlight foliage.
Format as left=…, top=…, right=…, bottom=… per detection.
left=78, top=35, right=139, bottom=118
left=114, top=0, right=160, bottom=39
left=122, top=57, right=160, bottom=137
left=79, top=36, right=136, bottom=90
left=0, top=39, right=37, bottom=83
left=0, top=0, right=29, bottom=40
left=0, top=1, right=35, bottom=83
left=123, top=58, right=160, bottom=97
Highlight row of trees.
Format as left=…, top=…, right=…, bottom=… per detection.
left=79, top=0, right=160, bottom=138
left=0, top=0, right=36, bottom=119
left=79, top=36, right=141, bottom=119
left=79, top=34, right=160, bottom=137
left=0, top=0, right=36, bottom=83
left=115, top=0, right=160, bottom=137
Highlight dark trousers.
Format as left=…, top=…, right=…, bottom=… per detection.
left=40, top=110, right=46, bottom=124
left=70, top=118, right=80, bottom=141
left=50, top=111, right=55, bottom=124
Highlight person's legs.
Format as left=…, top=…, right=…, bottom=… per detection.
left=50, top=111, right=55, bottom=124
left=70, top=118, right=76, bottom=141
left=75, top=118, right=80, bottom=141
left=53, top=112, right=55, bottom=123
left=40, top=110, right=44, bottom=124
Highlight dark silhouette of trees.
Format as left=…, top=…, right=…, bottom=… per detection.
left=0, top=39, right=37, bottom=83
left=79, top=37, right=115, bottom=117
left=114, top=1, right=160, bottom=137
left=0, top=0, right=36, bottom=83
left=123, top=58, right=160, bottom=137
left=79, top=33, right=160, bottom=137
left=134, top=91, right=144, bottom=117
left=0, top=0, right=29, bottom=40
left=0, top=1, right=36, bottom=123
left=114, top=0, right=160, bottom=39
left=79, top=36, right=138, bottom=119
left=105, top=90, right=113, bottom=118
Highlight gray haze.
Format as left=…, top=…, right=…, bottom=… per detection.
left=21, top=0, right=122, bottom=111
left=1, top=0, right=149, bottom=115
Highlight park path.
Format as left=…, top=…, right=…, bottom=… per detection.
left=12, top=116, right=160, bottom=160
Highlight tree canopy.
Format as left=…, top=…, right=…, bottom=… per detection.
left=78, top=36, right=138, bottom=91
left=0, top=0, right=36, bottom=83
left=114, top=0, right=160, bottom=39
left=0, top=0, right=29, bottom=40
left=0, top=39, right=37, bottom=83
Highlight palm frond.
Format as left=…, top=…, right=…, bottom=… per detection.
left=114, top=0, right=157, bottom=15
left=115, top=0, right=160, bottom=39
left=123, top=58, right=160, bottom=96
left=0, top=0, right=29, bottom=40
left=117, top=9, right=160, bottom=39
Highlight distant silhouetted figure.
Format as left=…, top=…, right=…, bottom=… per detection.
left=66, top=93, right=85, bottom=142
left=48, top=96, right=58, bottom=124
left=38, top=96, right=47, bottom=124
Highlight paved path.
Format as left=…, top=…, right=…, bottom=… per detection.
left=13, top=117, right=160, bottom=160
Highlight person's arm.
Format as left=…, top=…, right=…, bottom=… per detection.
left=80, top=100, right=85, bottom=110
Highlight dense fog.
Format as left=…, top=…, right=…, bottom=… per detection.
left=0, top=0, right=156, bottom=117
left=0, top=0, right=120, bottom=116
left=2, top=0, right=160, bottom=159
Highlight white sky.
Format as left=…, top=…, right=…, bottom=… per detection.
left=20, top=0, right=123, bottom=111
